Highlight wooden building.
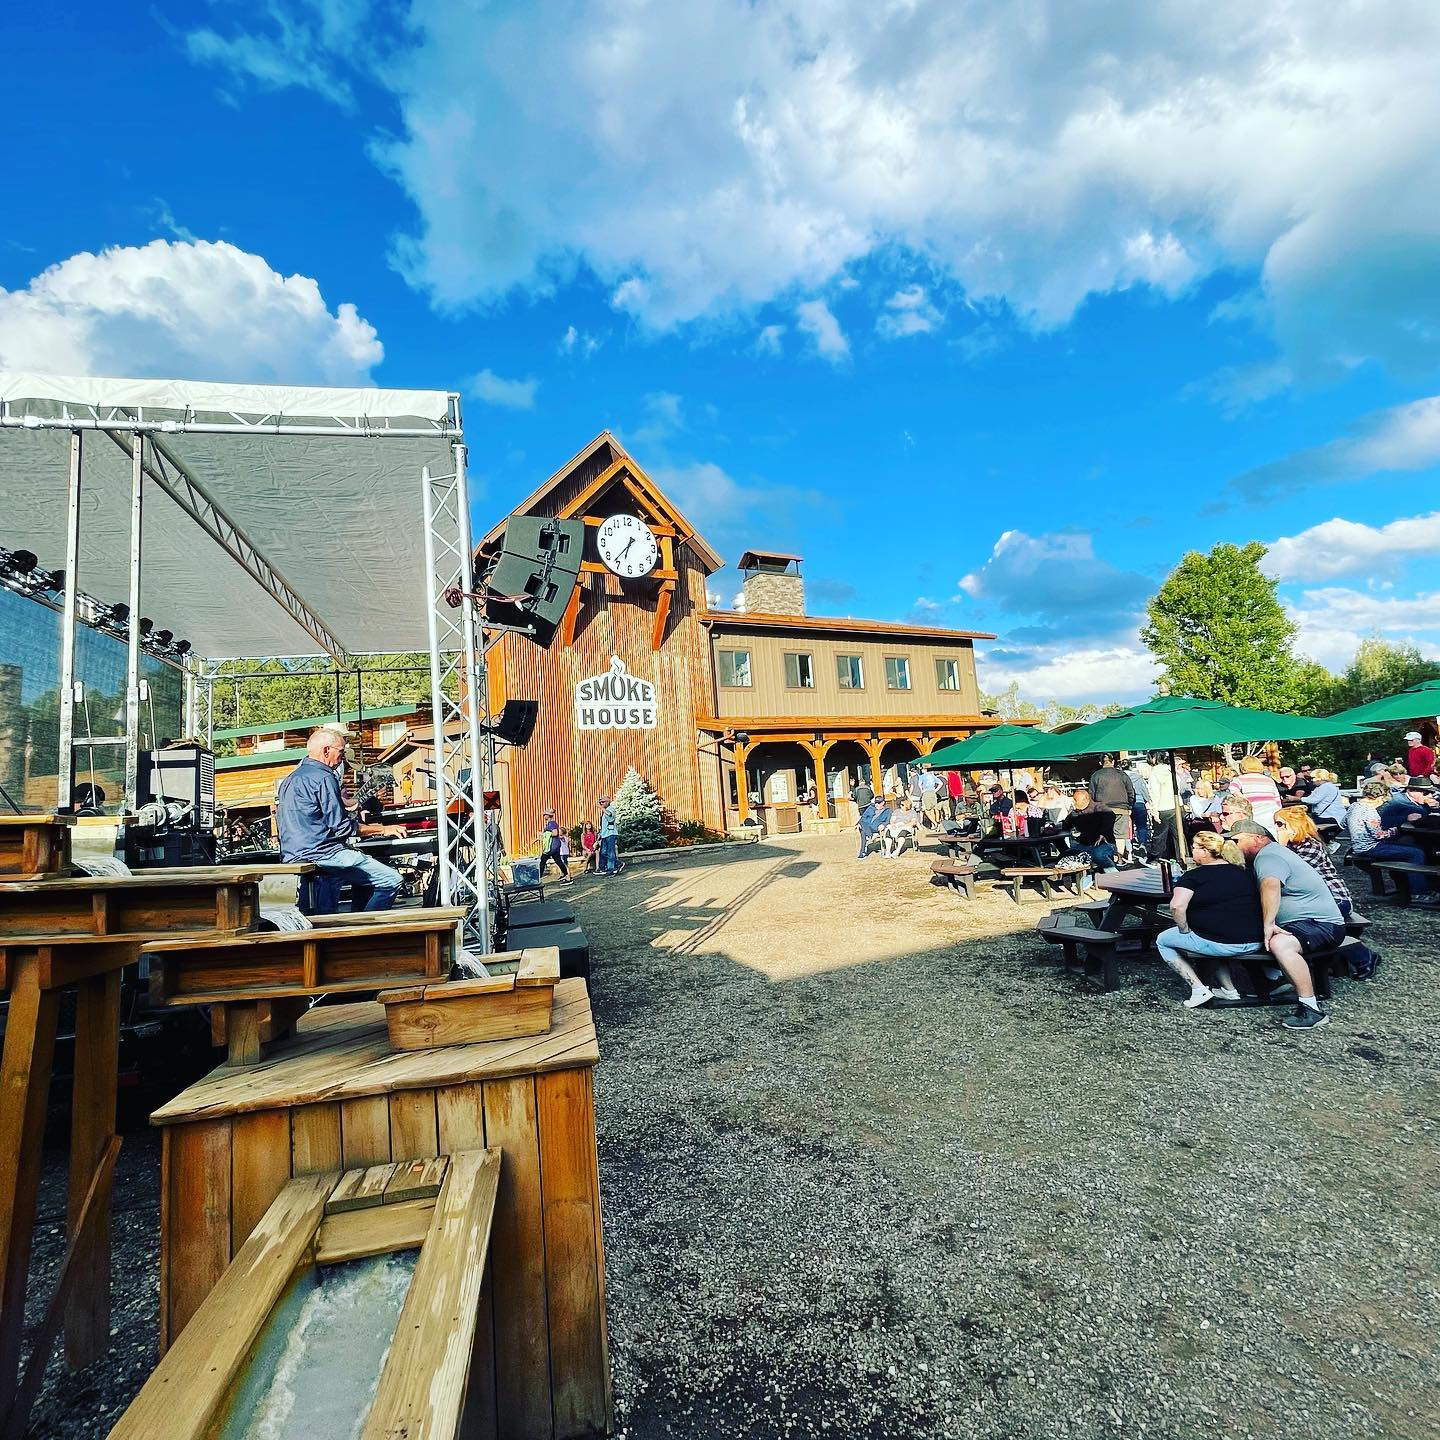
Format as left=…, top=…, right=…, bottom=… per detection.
left=478, top=435, right=1002, bottom=845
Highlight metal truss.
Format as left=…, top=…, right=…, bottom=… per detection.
left=422, top=446, right=493, bottom=953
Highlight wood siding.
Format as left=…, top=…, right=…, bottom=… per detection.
left=493, top=544, right=721, bottom=850
left=709, top=630, right=981, bottom=719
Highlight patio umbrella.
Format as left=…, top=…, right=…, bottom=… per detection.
left=920, top=724, right=1052, bottom=770
left=1016, top=696, right=1373, bottom=859
left=1323, top=676, right=1440, bottom=728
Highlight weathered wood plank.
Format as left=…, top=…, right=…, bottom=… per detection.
left=163, top=1119, right=233, bottom=1348
left=110, top=1174, right=332, bottom=1440
left=290, top=1102, right=342, bottom=1174
left=326, top=1163, right=397, bottom=1215
left=340, top=1096, right=392, bottom=1168
left=389, top=1088, right=439, bottom=1161
left=230, top=1111, right=292, bottom=1255
left=362, top=1149, right=502, bottom=1440
left=384, top=1155, right=448, bottom=1206
left=314, top=1196, right=436, bottom=1265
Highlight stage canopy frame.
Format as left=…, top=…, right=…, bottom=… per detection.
left=0, top=371, right=497, bottom=949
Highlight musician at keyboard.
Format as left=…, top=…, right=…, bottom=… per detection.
left=276, top=728, right=404, bottom=911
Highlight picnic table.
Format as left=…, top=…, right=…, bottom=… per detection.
left=973, top=831, right=1071, bottom=869
left=1399, top=822, right=1440, bottom=858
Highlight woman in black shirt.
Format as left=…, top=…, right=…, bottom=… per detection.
left=1154, top=831, right=1262, bottom=1007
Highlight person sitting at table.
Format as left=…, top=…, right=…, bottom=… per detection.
left=1153, top=831, right=1257, bottom=1007
left=1041, top=784, right=1072, bottom=826
left=1385, top=763, right=1410, bottom=797
left=1303, top=768, right=1349, bottom=827
left=1218, top=793, right=1255, bottom=832
left=1230, top=755, right=1283, bottom=833
left=1060, top=789, right=1117, bottom=871
left=277, top=728, right=403, bottom=911
left=1187, top=776, right=1216, bottom=822
left=882, top=799, right=920, bottom=857
left=1378, top=776, right=1439, bottom=834
left=1273, top=806, right=1355, bottom=919
left=1345, top=779, right=1437, bottom=902
left=1277, top=765, right=1301, bottom=800
left=987, top=784, right=1015, bottom=836
left=1227, top=819, right=1348, bottom=1030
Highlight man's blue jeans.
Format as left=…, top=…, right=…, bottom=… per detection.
left=1365, top=840, right=1431, bottom=894
left=1076, top=841, right=1117, bottom=872
left=599, top=835, right=618, bottom=873
left=857, top=825, right=875, bottom=859
left=315, top=846, right=403, bottom=911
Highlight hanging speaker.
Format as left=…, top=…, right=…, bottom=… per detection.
left=487, top=699, right=539, bottom=748
left=485, top=517, right=584, bottom=646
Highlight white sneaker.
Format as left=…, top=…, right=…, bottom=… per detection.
left=1212, top=985, right=1242, bottom=1001
left=1183, top=986, right=1215, bottom=1008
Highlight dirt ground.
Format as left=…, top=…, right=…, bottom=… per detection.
left=21, top=831, right=1440, bottom=1438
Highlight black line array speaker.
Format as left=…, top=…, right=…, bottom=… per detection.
left=485, top=516, right=585, bottom=646
left=487, top=699, right=540, bottom=748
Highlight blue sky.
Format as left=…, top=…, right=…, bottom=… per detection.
left=4, top=1, right=1440, bottom=703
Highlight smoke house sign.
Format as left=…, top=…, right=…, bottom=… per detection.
left=575, top=655, right=658, bottom=731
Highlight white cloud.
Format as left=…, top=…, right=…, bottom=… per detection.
left=468, top=368, right=538, bottom=409
left=178, top=0, right=1433, bottom=377
left=1288, top=586, right=1440, bottom=668
left=755, top=323, right=786, bottom=356
left=794, top=299, right=849, bottom=363
left=960, top=529, right=1150, bottom=619
left=649, top=459, right=822, bottom=544
left=559, top=324, right=601, bottom=357
left=876, top=285, right=942, bottom=339
left=0, top=238, right=381, bottom=383
left=1234, top=395, right=1440, bottom=499
left=1264, top=511, right=1440, bottom=581
left=978, top=643, right=1157, bottom=706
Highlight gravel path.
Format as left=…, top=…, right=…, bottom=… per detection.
left=20, top=832, right=1440, bottom=1438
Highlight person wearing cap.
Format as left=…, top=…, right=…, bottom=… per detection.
left=597, top=793, right=621, bottom=875
left=987, top=783, right=1014, bottom=836
left=1405, top=730, right=1436, bottom=778
left=1378, top=777, right=1440, bottom=834
left=1227, top=819, right=1344, bottom=1031
left=1346, top=778, right=1434, bottom=902
left=537, top=807, right=572, bottom=883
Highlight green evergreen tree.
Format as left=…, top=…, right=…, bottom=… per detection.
left=612, top=766, right=667, bottom=852
left=1141, top=541, right=1303, bottom=710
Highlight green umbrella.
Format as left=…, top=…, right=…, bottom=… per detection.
left=1324, top=677, right=1440, bottom=728
left=920, top=723, right=1054, bottom=770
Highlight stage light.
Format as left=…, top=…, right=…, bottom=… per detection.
left=47, top=568, right=65, bottom=593
left=138, top=617, right=153, bottom=636
left=155, top=629, right=173, bottom=646
left=110, top=602, right=130, bottom=624
left=9, top=550, right=36, bottom=574
left=173, top=639, right=192, bottom=656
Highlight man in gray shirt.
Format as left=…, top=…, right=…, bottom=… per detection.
left=1229, top=820, right=1344, bottom=1032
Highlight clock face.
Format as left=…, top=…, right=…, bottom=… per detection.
left=596, top=513, right=660, bottom=578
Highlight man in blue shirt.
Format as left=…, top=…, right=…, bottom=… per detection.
left=856, top=794, right=891, bottom=859
left=276, top=728, right=403, bottom=910
left=597, top=794, right=621, bottom=875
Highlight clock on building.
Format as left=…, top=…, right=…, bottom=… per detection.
left=595, top=513, right=659, bottom=578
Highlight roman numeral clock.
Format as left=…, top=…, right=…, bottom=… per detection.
left=595, top=512, right=659, bottom=579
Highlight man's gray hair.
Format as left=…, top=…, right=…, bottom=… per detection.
left=308, top=726, right=346, bottom=756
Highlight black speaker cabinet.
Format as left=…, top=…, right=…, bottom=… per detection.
left=488, top=699, right=539, bottom=748
left=486, top=516, right=584, bottom=645
left=137, top=745, right=216, bottom=827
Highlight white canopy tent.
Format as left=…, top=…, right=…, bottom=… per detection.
left=0, top=372, right=495, bottom=947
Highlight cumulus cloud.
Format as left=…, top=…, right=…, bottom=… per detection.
left=960, top=530, right=1151, bottom=619
left=978, top=642, right=1157, bottom=706
left=0, top=238, right=381, bottom=383
left=1264, top=511, right=1440, bottom=581
left=468, top=368, right=538, bottom=409
left=755, top=323, right=786, bottom=356
left=794, top=299, right=849, bottom=362
left=1288, top=586, right=1440, bottom=668
left=559, top=324, right=601, bottom=357
left=876, top=286, right=942, bottom=339
left=1233, top=395, right=1440, bottom=500
left=648, top=459, right=821, bottom=546
left=178, top=0, right=1440, bottom=376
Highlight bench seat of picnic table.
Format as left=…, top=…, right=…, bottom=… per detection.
left=1362, top=859, right=1440, bottom=904
left=929, top=858, right=979, bottom=899
left=1174, top=936, right=1368, bottom=1004
left=1001, top=865, right=1089, bottom=904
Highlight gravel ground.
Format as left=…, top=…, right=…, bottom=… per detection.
left=19, top=832, right=1440, bottom=1438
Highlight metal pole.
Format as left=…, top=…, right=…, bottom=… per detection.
left=182, top=660, right=198, bottom=739
left=56, top=431, right=84, bottom=810
left=420, top=465, right=457, bottom=917
left=123, top=434, right=144, bottom=810
left=1170, top=751, right=1188, bottom=864
left=453, top=443, right=493, bottom=953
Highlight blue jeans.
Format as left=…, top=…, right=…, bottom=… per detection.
left=1365, top=841, right=1431, bottom=894
left=1075, top=841, right=1117, bottom=871
left=315, top=847, right=403, bottom=911
left=857, top=826, right=876, bottom=858
left=1156, top=926, right=1259, bottom=981
left=599, top=834, right=618, bottom=873
left=1131, top=802, right=1151, bottom=848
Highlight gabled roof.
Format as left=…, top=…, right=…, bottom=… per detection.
left=701, top=610, right=996, bottom=642
left=479, top=431, right=726, bottom=573
left=214, top=702, right=424, bottom=741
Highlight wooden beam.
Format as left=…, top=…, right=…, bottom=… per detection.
left=559, top=581, right=583, bottom=648
left=556, top=458, right=631, bottom=521
left=578, top=560, right=678, bottom=581
left=315, top=1196, right=436, bottom=1265
left=651, top=579, right=675, bottom=651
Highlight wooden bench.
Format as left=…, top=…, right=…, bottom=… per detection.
left=143, top=917, right=461, bottom=1065
left=0, top=815, right=72, bottom=881
left=0, top=870, right=262, bottom=939
left=929, top=858, right=978, bottom=899
left=1366, top=859, right=1440, bottom=905
left=1175, top=937, right=1367, bottom=1004
left=1001, top=865, right=1090, bottom=904
left=1036, top=919, right=1126, bottom=989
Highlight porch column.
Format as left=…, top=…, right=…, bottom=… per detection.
left=734, top=741, right=750, bottom=824
left=865, top=738, right=883, bottom=797
left=804, top=740, right=830, bottom=820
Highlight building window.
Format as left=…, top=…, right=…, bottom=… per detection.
left=935, top=658, right=961, bottom=692
left=783, top=652, right=814, bottom=689
left=836, top=654, right=864, bottom=689
left=376, top=719, right=409, bottom=745
left=885, top=655, right=912, bottom=690
left=718, top=649, right=752, bottom=687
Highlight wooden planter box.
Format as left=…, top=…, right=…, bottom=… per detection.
left=379, top=947, right=561, bottom=1051
left=150, top=979, right=611, bottom=1440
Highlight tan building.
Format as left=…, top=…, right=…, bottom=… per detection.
left=476, top=436, right=1002, bottom=843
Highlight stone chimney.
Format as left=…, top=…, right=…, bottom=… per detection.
left=738, top=550, right=805, bottom=615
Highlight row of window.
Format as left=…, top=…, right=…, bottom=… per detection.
left=718, top=649, right=963, bottom=692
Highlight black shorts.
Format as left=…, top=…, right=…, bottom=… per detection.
left=1280, top=919, right=1344, bottom=954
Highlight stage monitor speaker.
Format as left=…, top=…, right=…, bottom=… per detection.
left=488, top=699, right=539, bottom=748
left=137, top=745, right=216, bottom=827
left=485, top=516, right=584, bottom=646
